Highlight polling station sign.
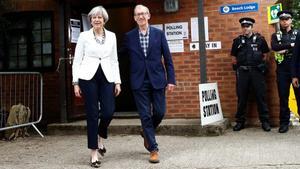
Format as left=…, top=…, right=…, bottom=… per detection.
left=220, top=2, right=258, bottom=14
left=164, top=22, right=188, bottom=40
left=199, top=83, right=223, bottom=126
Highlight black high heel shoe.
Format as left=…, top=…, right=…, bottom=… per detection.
left=98, top=146, right=106, bottom=156
left=90, top=158, right=101, bottom=168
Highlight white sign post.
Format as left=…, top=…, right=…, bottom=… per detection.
left=199, top=83, right=223, bottom=126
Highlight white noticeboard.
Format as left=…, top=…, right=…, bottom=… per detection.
left=152, top=24, right=164, bottom=31
left=164, top=22, right=188, bottom=40
left=70, top=19, right=81, bottom=43
left=191, top=17, right=209, bottom=42
left=199, top=83, right=223, bottom=126
left=167, top=40, right=184, bottom=53
left=190, top=41, right=222, bottom=51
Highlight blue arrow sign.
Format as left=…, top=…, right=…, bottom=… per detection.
left=220, top=3, right=259, bottom=14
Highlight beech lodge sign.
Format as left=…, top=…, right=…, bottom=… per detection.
left=220, top=2, right=259, bottom=14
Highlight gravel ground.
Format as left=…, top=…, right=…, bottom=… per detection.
left=1, top=128, right=300, bottom=169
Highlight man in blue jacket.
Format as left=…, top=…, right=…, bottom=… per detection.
left=121, top=4, right=176, bottom=163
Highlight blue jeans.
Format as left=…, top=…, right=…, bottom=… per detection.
left=79, top=65, right=115, bottom=149
left=133, top=77, right=166, bottom=152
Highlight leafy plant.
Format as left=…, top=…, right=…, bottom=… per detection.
left=276, top=0, right=300, bottom=29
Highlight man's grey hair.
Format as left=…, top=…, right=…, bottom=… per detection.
left=88, top=6, right=109, bottom=23
left=134, top=4, right=150, bottom=15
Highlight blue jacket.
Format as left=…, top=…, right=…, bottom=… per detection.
left=121, top=26, right=176, bottom=90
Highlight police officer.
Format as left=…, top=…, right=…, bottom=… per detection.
left=231, top=17, right=271, bottom=132
left=291, top=17, right=300, bottom=129
left=271, top=10, right=300, bottom=133
left=292, top=36, right=300, bottom=87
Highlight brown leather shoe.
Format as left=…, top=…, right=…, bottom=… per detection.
left=140, top=130, right=149, bottom=150
left=149, top=151, right=159, bottom=163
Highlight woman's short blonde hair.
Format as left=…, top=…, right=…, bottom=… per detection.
left=88, top=6, right=109, bottom=23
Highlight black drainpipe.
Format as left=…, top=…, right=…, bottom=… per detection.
left=58, top=0, right=67, bottom=123
left=198, top=0, right=207, bottom=83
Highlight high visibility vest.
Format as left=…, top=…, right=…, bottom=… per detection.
left=275, top=30, right=298, bottom=64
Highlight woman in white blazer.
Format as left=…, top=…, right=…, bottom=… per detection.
left=72, top=6, right=121, bottom=168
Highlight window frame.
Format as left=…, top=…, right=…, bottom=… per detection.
left=0, top=11, right=54, bottom=72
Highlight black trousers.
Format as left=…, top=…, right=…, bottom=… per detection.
left=235, top=67, right=269, bottom=123
left=79, top=65, right=115, bottom=149
left=276, top=71, right=300, bottom=126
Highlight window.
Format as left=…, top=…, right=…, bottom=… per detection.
left=0, top=11, right=54, bottom=71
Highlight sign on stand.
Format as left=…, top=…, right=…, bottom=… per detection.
left=199, top=83, right=223, bottom=126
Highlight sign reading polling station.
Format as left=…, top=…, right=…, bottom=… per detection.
left=199, top=83, right=223, bottom=126
left=164, top=22, right=188, bottom=40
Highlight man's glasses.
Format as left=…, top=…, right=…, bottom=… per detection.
left=134, top=12, right=148, bottom=17
left=241, top=24, right=251, bottom=28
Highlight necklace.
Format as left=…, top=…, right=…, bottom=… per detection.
left=93, top=29, right=105, bottom=45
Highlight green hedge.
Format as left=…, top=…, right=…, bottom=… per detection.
left=277, top=0, right=300, bottom=29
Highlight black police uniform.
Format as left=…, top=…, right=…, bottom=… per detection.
left=292, top=32, right=300, bottom=97
left=292, top=31, right=300, bottom=80
left=231, top=18, right=270, bottom=130
left=271, top=10, right=300, bottom=132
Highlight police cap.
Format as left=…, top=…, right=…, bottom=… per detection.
left=239, top=17, right=255, bottom=26
left=277, top=10, right=293, bottom=19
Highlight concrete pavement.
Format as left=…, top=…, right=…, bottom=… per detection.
left=1, top=126, right=300, bottom=169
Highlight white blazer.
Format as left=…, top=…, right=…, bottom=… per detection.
left=72, top=28, right=121, bottom=84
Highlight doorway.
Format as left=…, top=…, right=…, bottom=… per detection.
left=105, top=5, right=137, bottom=115
left=66, top=2, right=138, bottom=120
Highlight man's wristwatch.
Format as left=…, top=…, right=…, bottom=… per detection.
left=72, top=81, right=79, bottom=86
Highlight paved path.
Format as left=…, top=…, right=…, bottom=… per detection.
left=1, top=127, right=300, bottom=169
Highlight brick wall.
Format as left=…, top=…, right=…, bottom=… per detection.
left=2, top=0, right=281, bottom=126
left=140, top=0, right=280, bottom=125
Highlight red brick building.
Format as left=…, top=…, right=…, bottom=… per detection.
left=0, top=0, right=281, bottom=126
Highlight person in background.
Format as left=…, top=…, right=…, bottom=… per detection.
left=72, top=6, right=121, bottom=168
left=271, top=10, right=300, bottom=133
left=291, top=17, right=300, bottom=124
left=120, top=4, right=176, bottom=163
left=231, top=17, right=271, bottom=132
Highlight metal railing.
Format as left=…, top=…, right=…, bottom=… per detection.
left=0, top=72, right=44, bottom=138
